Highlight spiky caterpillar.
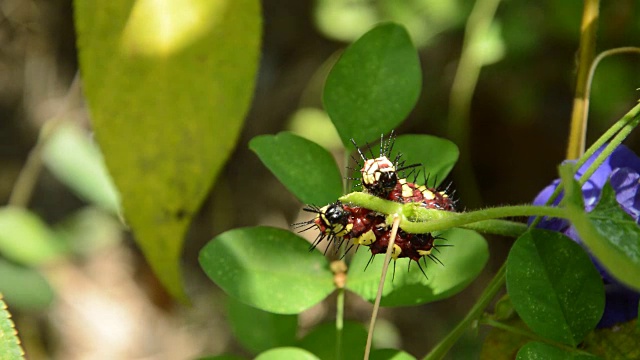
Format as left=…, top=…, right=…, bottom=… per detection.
left=293, top=132, right=457, bottom=277
left=350, top=132, right=456, bottom=211
left=294, top=201, right=449, bottom=278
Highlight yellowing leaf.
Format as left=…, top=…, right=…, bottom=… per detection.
left=74, top=0, right=261, bottom=300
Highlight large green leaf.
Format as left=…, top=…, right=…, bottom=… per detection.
left=324, top=22, right=421, bottom=146
left=254, top=348, right=319, bottom=360
left=297, top=321, right=367, bottom=360
left=560, top=165, right=640, bottom=290
left=199, top=227, right=334, bottom=314
left=194, top=356, right=245, bottom=360
left=506, top=229, right=604, bottom=346
left=516, top=342, right=601, bottom=360
left=0, top=298, right=25, bottom=360
left=227, top=297, right=297, bottom=354
left=0, top=207, right=64, bottom=266
left=74, top=0, right=262, bottom=300
left=370, top=349, right=416, bottom=360
left=346, top=228, right=488, bottom=306
left=249, top=132, right=343, bottom=206
left=42, top=122, right=120, bottom=213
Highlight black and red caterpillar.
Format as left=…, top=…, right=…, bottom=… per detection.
left=293, top=132, right=457, bottom=277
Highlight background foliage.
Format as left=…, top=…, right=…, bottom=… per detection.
left=0, top=0, right=638, bottom=358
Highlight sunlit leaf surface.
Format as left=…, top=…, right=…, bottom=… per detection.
left=74, top=0, right=261, bottom=300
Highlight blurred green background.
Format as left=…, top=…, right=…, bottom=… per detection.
left=0, top=0, right=639, bottom=358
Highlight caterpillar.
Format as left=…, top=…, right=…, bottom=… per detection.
left=293, top=131, right=457, bottom=278
left=294, top=200, right=448, bottom=278
left=350, top=132, right=456, bottom=211
left=349, top=132, right=421, bottom=198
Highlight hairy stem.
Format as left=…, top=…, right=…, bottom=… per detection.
left=530, top=101, right=640, bottom=227
left=400, top=205, right=566, bottom=234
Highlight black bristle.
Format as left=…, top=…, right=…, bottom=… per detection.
left=416, top=261, right=428, bottom=279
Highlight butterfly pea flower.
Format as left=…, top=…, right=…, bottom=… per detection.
left=532, top=144, right=640, bottom=328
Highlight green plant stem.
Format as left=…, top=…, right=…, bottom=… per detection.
left=364, top=215, right=400, bottom=360
left=336, top=287, right=344, bottom=360
left=578, top=111, right=640, bottom=186
left=529, top=101, right=640, bottom=228
left=400, top=205, right=566, bottom=234
left=423, top=263, right=507, bottom=360
left=447, top=0, right=503, bottom=208
left=582, top=47, right=640, bottom=131
left=8, top=75, right=81, bottom=207
left=341, top=192, right=567, bottom=235
left=566, top=0, right=600, bottom=159
left=461, top=219, right=528, bottom=238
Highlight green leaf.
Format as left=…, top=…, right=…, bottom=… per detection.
left=516, top=342, right=601, bottom=360
left=560, top=164, right=640, bottom=291
left=370, top=349, right=416, bottom=360
left=199, top=227, right=334, bottom=314
left=194, top=356, right=245, bottom=360
left=0, top=259, right=54, bottom=311
left=41, top=122, right=120, bottom=213
left=346, top=228, right=488, bottom=306
left=249, top=132, right=343, bottom=205
left=298, top=321, right=367, bottom=360
left=0, top=298, right=25, bottom=360
left=227, top=297, right=297, bottom=354
left=0, top=207, right=64, bottom=266
left=324, top=22, right=421, bottom=146
left=506, top=229, right=605, bottom=346
left=254, top=347, right=319, bottom=360
left=387, top=135, right=459, bottom=187
left=74, top=0, right=262, bottom=301
left=345, top=134, right=459, bottom=189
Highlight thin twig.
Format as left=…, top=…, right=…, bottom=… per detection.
left=581, top=46, right=640, bottom=132
left=364, top=215, right=400, bottom=360
left=8, top=74, right=81, bottom=207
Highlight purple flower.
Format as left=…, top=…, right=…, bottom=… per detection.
left=533, top=144, right=640, bottom=328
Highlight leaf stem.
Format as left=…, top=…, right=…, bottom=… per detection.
left=422, top=263, right=507, bottom=360
left=364, top=214, right=400, bottom=360
left=582, top=47, right=640, bottom=132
